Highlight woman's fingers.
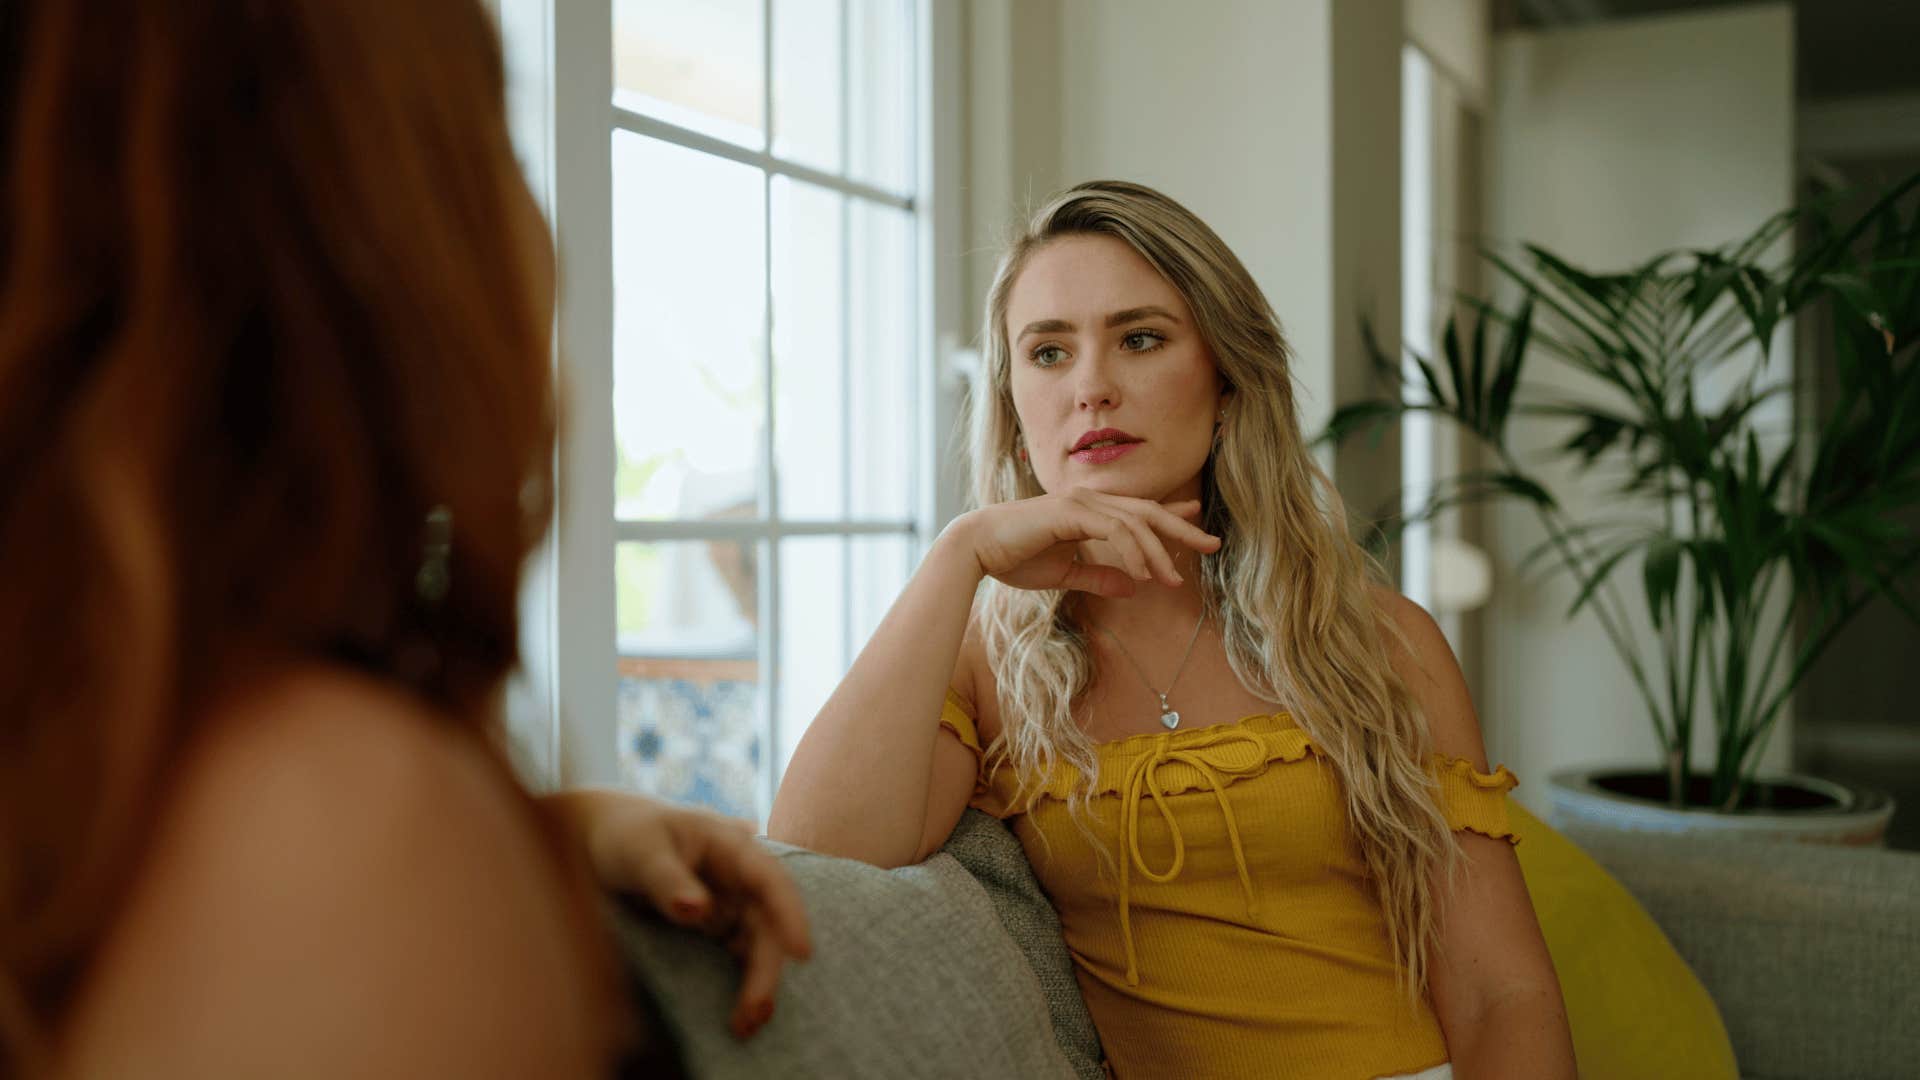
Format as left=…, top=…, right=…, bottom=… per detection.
left=1074, top=494, right=1217, bottom=573
left=637, top=813, right=811, bottom=1040
left=1111, top=495, right=1222, bottom=553
left=1055, top=559, right=1137, bottom=597
left=573, top=795, right=815, bottom=1043
left=1115, top=509, right=1183, bottom=586
left=627, top=842, right=715, bottom=925
left=1067, top=504, right=1152, bottom=582
left=1160, top=498, right=1204, bottom=520
left=974, top=490, right=1221, bottom=593
left=1167, top=513, right=1224, bottom=553
left=727, top=908, right=789, bottom=1039
left=687, top=825, right=810, bottom=1040
left=696, top=829, right=813, bottom=962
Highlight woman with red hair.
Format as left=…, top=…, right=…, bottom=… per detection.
left=0, top=2, right=807, bottom=1076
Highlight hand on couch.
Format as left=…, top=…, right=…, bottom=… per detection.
left=543, top=788, right=813, bottom=1039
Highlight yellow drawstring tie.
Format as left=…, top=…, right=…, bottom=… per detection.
left=1116, top=727, right=1269, bottom=986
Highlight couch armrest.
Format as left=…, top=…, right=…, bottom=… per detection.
left=938, top=810, right=1105, bottom=1080
left=1563, top=827, right=1920, bottom=1080
left=609, top=839, right=1080, bottom=1080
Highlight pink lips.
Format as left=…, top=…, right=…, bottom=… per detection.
left=1072, top=442, right=1140, bottom=465
left=1070, top=427, right=1143, bottom=465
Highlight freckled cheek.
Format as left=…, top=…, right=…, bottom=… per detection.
left=1009, top=377, right=1071, bottom=446
left=1139, top=369, right=1218, bottom=441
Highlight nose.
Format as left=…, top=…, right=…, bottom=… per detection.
left=1072, top=347, right=1120, bottom=413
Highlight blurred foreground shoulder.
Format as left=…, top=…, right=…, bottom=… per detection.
left=60, top=667, right=613, bottom=1080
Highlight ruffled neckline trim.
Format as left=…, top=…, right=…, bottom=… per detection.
left=978, top=715, right=1518, bottom=810
left=984, top=713, right=1319, bottom=805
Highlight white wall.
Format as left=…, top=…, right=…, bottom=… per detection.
left=1481, top=4, right=1796, bottom=812
left=1406, top=0, right=1490, bottom=109
left=964, top=0, right=1066, bottom=335
left=1055, top=0, right=1339, bottom=428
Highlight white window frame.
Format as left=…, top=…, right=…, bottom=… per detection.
left=1401, top=43, right=1435, bottom=613
left=498, top=0, right=967, bottom=803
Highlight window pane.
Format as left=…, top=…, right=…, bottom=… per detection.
left=848, top=198, right=914, bottom=520
left=613, top=133, right=766, bottom=522
left=614, top=0, right=763, bottom=149
left=617, top=540, right=763, bottom=820
left=775, top=537, right=847, bottom=778
left=847, top=0, right=912, bottom=192
left=771, top=0, right=842, bottom=173
left=849, top=534, right=913, bottom=649
left=771, top=178, right=845, bottom=520
left=616, top=539, right=758, bottom=662
left=773, top=534, right=912, bottom=783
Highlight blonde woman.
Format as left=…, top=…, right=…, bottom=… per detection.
left=767, top=181, right=1575, bottom=1080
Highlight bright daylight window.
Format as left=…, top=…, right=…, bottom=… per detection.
left=607, top=0, right=923, bottom=823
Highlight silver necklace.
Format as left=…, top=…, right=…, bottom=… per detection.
left=1098, top=612, right=1207, bottom=730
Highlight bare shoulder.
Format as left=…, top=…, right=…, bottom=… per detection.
left=193, top=667, right=504, bottom=809
left=1369, top=584, right=1450, bottom=684
left=1368, top=585, right=1491, bottom=769
left=1374, top=580, right=1443, bottom=657
left=61, top=667, right=609, bottom=1079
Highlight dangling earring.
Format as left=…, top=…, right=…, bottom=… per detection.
left=398, top=504, right=456, bottom=691
left=416, top=504, right=454, bottom=607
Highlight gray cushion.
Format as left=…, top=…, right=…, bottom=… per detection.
left=936, top=810, right=1106, bottom=1080
left=609, top=839, right=1079, bottom=1080
left=1566, top=827, right=1920, bottom=1080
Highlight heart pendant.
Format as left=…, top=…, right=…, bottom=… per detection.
left=1160, top=710, right=1181, bottom=730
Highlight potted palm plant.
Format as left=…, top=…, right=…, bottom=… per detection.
left=1323, top=172, right=1920, bottom=844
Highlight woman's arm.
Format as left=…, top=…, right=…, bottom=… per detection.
left=766, top=523, right=988, bottom=867
left=1377, top=590, right=1579, bottom=1080
left=768, top=491, right=1215, bottom=868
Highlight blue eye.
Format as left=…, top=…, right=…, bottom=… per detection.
left=1122, top=330, right=1167, bottom=352
left=1029, top=344, right=1068, bottom=368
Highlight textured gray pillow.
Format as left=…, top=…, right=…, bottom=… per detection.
left=609, top=839, right=1079, bottom=1080
left=937, top=809, right=1106, bottom=1080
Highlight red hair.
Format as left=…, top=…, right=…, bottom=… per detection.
left=0, top=0, right=567, bottom=1067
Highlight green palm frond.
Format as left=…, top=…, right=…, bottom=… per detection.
left=1318, top=168, right=1920, bottom=809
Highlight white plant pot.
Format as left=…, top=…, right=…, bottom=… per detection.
left=1548, top=766, right=1895, bottom=846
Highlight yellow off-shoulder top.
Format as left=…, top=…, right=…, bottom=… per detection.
left=939, top=691, right=1521, bottom=1080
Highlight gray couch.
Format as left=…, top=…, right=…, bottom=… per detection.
left=1558, top=824, right=1920, bottom=1080
left=614, top=810, right=1920, bottom=1080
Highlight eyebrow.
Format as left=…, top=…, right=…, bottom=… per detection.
left=1015, top=305, right=1181, bottom=341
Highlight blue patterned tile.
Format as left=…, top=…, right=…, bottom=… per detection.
left=618, top=674, right=761, bottom=821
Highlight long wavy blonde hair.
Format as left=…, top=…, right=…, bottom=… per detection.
left=969, top=180, right=1463, bottom=1002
